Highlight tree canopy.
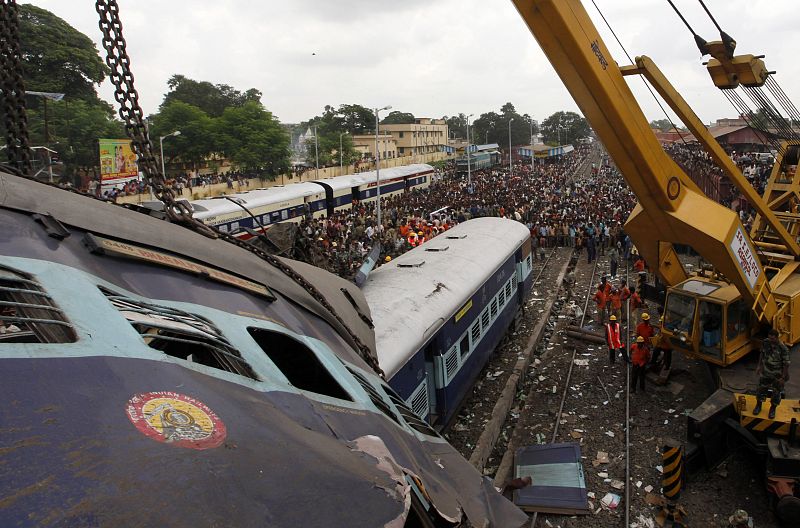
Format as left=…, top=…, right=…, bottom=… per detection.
left=540, top=111, right=590, bottom=145
left=297, top=104, right=368, bottom=166
left=18, top=4, right=108, bottom=104
left=161, top=75, right=262, bottom=118
left=472, top=103, right=538, bottom=148
left=381, top=111, right=415, bottom=125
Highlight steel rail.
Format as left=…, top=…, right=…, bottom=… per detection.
left=530, top=253, right=599, bottom=528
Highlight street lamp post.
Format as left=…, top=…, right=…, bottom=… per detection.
left=313, top=124, right=319, bottom=180
left=508, top=118, right=514, bottom=177
left=466, top=113, right=474, bottom=188
left=375, top=105, right=391, bottom=227
left=159, top=129, right=181, bottom=181
left=530, top=119, right=535, bottom=173
left=339, top=132, right=346, bottom=174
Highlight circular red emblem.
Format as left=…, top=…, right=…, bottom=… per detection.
left=125, top=392, right=227, bottom=450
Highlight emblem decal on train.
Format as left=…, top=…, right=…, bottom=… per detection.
left=125, top=392, right=227, bottom=450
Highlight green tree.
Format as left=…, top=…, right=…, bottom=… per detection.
left=18, top=4, right=108, bottom=104
left=337, top=104, right=374, bottom=134
left=150, top=101, right=215, bottom=172
left=162, top=74, right=262, bottom=118
left=442, top=114, right=468, bottom=138
left=472, top=103, right=539, bottom=147
left=215, top=101, right=290, bottom=176
left=381, top=111, right=415, bottom=125
left=649, top=119, right=674, bottom=132
left=541, top=111, right=590, bottom=145
left=298, top=104, right=366, bottom=166
left=26, top=99, right=123, bottom=177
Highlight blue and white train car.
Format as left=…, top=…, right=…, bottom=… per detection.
left=362, top=217, right=533, bottom=428
left=189, top=163, right=434, bottom=238
left=312, top=163, right=434, bottom=216
left=190, top=182, right=327, bottom=235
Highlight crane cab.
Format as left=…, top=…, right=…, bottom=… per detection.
left=661, top=277, right=755, bottom=366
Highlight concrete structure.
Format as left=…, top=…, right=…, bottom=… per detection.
left=352, top=133, right=398, bottom=161
left=381, top=118, right=449, bottom=160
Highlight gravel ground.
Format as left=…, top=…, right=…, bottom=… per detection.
left=449, top=250, right=783, bottom=527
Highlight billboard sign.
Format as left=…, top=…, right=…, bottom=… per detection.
left=99, top=139, right=138, bottom=182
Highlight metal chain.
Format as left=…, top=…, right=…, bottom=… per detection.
left=0, top=0, right=32, bottom=175
left=94, top=0, right=198, bottom=226
left=93, top=0, right=383, bottom=377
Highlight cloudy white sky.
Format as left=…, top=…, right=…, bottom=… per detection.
left=29, top=0, right=798, bottom=125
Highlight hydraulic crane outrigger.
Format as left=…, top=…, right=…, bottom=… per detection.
left=512, top=0, right=800, bottom=366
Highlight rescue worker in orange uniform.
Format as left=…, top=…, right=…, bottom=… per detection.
left=630, top=336, right=651, bottom=393
left=593, top=284, right=607, bottom=324
left=651, top=316, right=673, bottom=371
left=417, top=230, right=426, bottom=245
left=407, top=231, right=419, bottom=247
left=608, top=288, right=622, bottom=322
left=604, top=314, right=623, bottom=364
left=636, top=313, right=655, bottom=343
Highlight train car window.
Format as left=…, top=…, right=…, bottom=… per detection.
left=102, top=288, right=258, bottom=380
left=445, top=347, right=459, bottom=380
left=346, top=367, right=400, bottom=423
left=481, top=308, right=490, bottom=330
left=471, top=321, right=480, bottom=343
left=387, top=392, right=440, bottom=438
left=499, top=288, right=506, bottom=307
left=491, top=298, right=499, bottom=318
left=505, top=281, right=512, bottom=298
left=512, top=274, right=518, bottom=291
left=0, top=267, right=76, bottom=344
left=250, top=328, right=352, bottom=401
left=459, top=335, right=470, bottom=359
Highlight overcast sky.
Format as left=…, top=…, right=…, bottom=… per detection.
left=30, top=0, right=798, bottom=126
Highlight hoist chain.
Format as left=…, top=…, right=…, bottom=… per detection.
left=92, top=0, right=383, bottom=377
left=0, top=0, right=32, bottom=175
left=94, top=0, right=197, bottom=227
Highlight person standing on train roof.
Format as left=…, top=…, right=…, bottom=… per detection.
left=630, top=336, right=651, bottom=393
left=605, top=314, right=623, bottom=365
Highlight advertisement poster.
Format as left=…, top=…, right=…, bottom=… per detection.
left=99, top=139, right=138, bottom=182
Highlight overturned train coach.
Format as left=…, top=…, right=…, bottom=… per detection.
left=0, top=171, right=527, bottom=527
left=189, top=163, right=434, bottom=239
left=362, top=217, right=534, bottom=428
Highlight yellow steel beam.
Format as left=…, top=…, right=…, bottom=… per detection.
left=620, top=56, right=800, bottom=257
left=511, top=0, right=777, bottom=320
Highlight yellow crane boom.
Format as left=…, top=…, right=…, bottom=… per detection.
left=511, top=0, right=790, bottom=329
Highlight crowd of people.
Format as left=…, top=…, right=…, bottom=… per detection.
left=664, top=142, right=777, bottom=232
left=86, top=170, right=258, bottom=201
left=292, top=143, right=643, bottom=280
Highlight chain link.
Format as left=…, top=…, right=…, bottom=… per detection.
left=0, top=0, right=32, bottom=175
left=93, top=0, right=383, bottom=377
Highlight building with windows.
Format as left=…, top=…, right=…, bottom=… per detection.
left=351, top=134, right=398, bottom=161
left=381, top=118, right=449, bottom=160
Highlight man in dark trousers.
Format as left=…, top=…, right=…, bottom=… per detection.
left=630, top=336, right=651, bottom=394
left=604, top=314, right=623, bottom=364
left=753, top=328, right=790, bottom=418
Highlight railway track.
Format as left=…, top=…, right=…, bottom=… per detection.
left=482, top=248, right=643, bottom=528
